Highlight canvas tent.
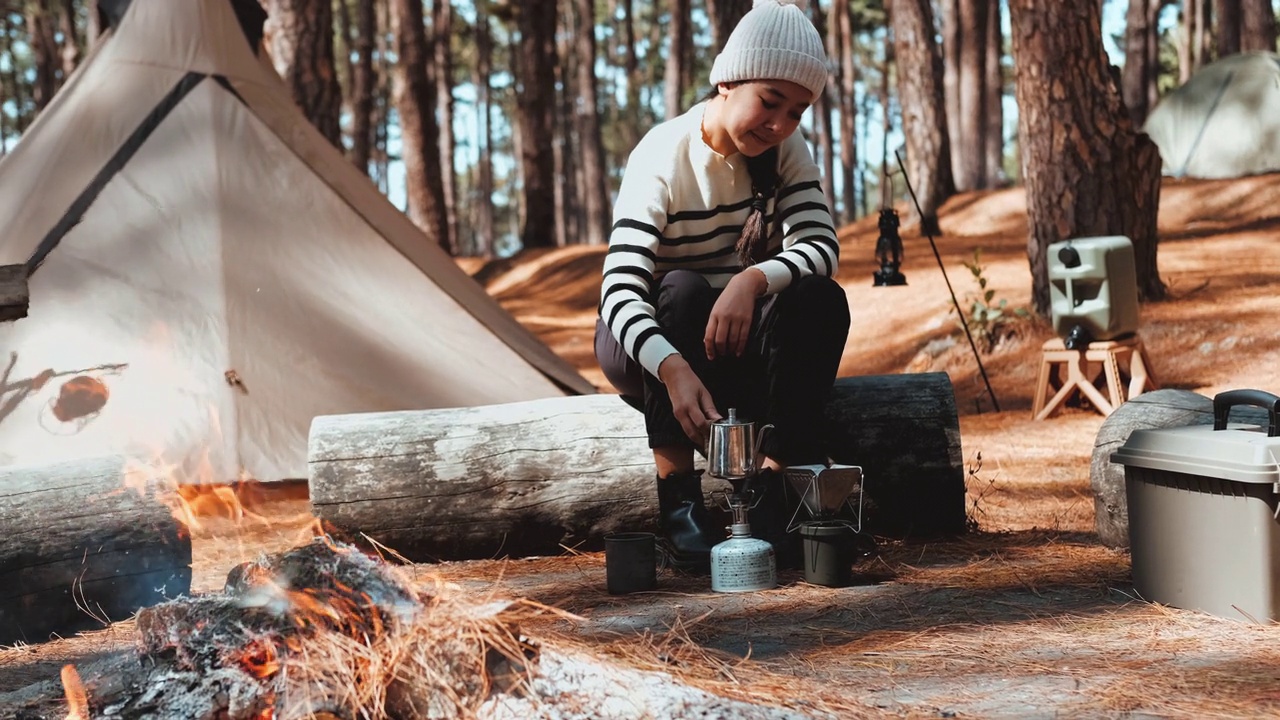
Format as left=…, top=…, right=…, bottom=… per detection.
left=0, top=0, right=595, bottom=483
left=1143, top=52, right=1280, bottom=179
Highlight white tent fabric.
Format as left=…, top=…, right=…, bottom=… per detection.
left=1143, top=52, right=1280, bottom=179
left=0, top=0, right=594, bottom=482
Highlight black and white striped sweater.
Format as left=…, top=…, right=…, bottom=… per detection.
left=599, top=101, right=841, bottom=378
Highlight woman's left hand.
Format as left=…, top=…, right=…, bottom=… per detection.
left=704, top=269, right=768, bottom=360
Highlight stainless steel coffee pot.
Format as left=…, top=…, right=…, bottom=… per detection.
left=706, top=408, right=773, bottom=480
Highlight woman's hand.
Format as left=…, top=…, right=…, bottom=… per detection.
left=705, top=269, right=768, bottom=359
left=657, top=354, right=722, bottom=447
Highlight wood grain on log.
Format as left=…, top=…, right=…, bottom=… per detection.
left=0, top=265, right=28, bottom=323
left=1090, top=388, right=1269, bottom=548
left=309, top=373, right=965, bottom=562
left=0, top=456, right=192, bottom=646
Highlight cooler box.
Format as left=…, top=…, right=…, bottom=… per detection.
left=1110, top=389, right=1280, bottom=622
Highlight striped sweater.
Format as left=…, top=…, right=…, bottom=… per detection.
left=599, top=101, right=841, bottom=378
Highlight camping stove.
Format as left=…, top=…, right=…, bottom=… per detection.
left=705, top=409, right=777, bottom=593
left=709, top=485, right=777, bottom=593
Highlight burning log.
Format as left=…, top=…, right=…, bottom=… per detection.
left=0, top=456, right=192, bottom=646
left=308, top=372, right=965, bottom=562
left=1090, top=388, right=1268, bottom=548
left=30, top=539, right=535, bottom=720
left=0, top=264, right=28, bottom=322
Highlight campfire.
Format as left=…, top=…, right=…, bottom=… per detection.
left=58, top=538, right=541, bottom=720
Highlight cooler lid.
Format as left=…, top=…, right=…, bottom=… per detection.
left=1112, top=423, right=1280, bottom=484
left=1111, top=389, right=1280, bottom=485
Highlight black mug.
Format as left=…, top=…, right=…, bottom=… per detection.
left=604, top=532, right=657, bottom=594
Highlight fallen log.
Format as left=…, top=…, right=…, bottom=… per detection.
left=0, top=456, right=192, bottom=645
left=0, top=264, right=27, bottom=323
left=1090, top=388, right=1269, bottom=548
left=309, top=372, right=964, bottom=562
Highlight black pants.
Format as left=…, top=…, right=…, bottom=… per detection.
left=595, top=271, right=851, bottom=465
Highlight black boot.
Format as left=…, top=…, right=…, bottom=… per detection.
left=744, top=469, right=803, bottom=571
left=656, top=470, right=718, bottom=573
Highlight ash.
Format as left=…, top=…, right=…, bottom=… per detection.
left=480, top=648, right=821, bottom=720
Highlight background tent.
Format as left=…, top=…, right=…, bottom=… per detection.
left=0, top=0, right=594, bottom=483
left=1143, top=52, right=1280, bottom=179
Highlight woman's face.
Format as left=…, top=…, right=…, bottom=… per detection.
left=713, top=79, right=812, bottom=157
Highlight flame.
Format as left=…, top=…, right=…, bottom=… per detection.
left=116, top=403, right=323, bottom=546
left=230, top=569, right=386, bottom=682
left=239, top=637, right=282, bottom=679
left=61, top=664, right=88, bottom=720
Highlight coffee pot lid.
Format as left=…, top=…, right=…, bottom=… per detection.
left=715, top=407, right=749, bottom=427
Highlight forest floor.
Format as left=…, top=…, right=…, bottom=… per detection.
left=4, top=173, right=1280, bottom=718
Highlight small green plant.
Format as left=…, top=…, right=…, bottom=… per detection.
left=957, top=248, right=1030, bottom=353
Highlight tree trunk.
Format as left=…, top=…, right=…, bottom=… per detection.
left=955, top=0, right=989, bottom=191
left=350, top=0, right=376, bottom=175
left=812, top=4, right=836, bottom=211
left=1122, top=0, right=1157, bottom=127
left=574, top=0, right=610, bottom=246
left=553, top=13, right=575, bottom=248
left=837, top=0, right=858, bottom=223
left=513, top=0, right=559, bottom=250
left=87, top=0, right=101, bottom=44
left=0, top=65, right=6, bottom=157
left=1215, top=0, right=1242, bottom=57
left=473, top=0, right=495, bottom=258
left=58, top=0, right=79, bottom=81
left=984, top=0, right=1004, bottom=185
left=1, top=11, right=25, bottom=136
left=434, top=0, right=459, bottom=254
left=26, top=0, right=59, bottom=110
left=817, top=95, right=836, bottom=211
left=1177, top=0, right=1210, bottom=82
left=1240, top=0, right=1277, bottom=52
left=335, top=0, right=355, bottom=136
left=309, top=374, right=967, bottom=562
left=265, top=0, right=343, bottom=147
left=0, top=456, right=192, bottom=646
left=891, top=0, right=955, bottom=235
left=1089, top=388, right=1270, bottom=549
left=389, top=0, right=450, bottom=252
left=860, top=90, right=872, bottom=216
left=664, top=0, right=691, bottom=120
left=373, top=0, right=392, bottom=191
left=942, top=0, right=962, bottom=188
left=620, top=0, right=642, bottom=154
left=705, top=0, right=752, bottom=52
left=877, top=36, right=894, bottom=205
left=1009, top=0, right=1165, bottom=317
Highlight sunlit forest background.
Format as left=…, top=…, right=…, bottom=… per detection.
left=0, top=0, right=1276, bottom=259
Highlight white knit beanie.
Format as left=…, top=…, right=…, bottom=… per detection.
left=709, top=0, right=828, bottom=101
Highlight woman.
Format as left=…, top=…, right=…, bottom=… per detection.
left=595, top=0, right=850, bottom=570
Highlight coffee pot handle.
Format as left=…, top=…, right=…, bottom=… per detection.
left=753, top=423, right=775, bottom=471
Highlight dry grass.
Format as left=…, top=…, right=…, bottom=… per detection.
left=268, top=570, right=564, bottom=719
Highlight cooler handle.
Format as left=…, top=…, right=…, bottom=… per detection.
left=1212, top=389, right=1280, bottom=436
